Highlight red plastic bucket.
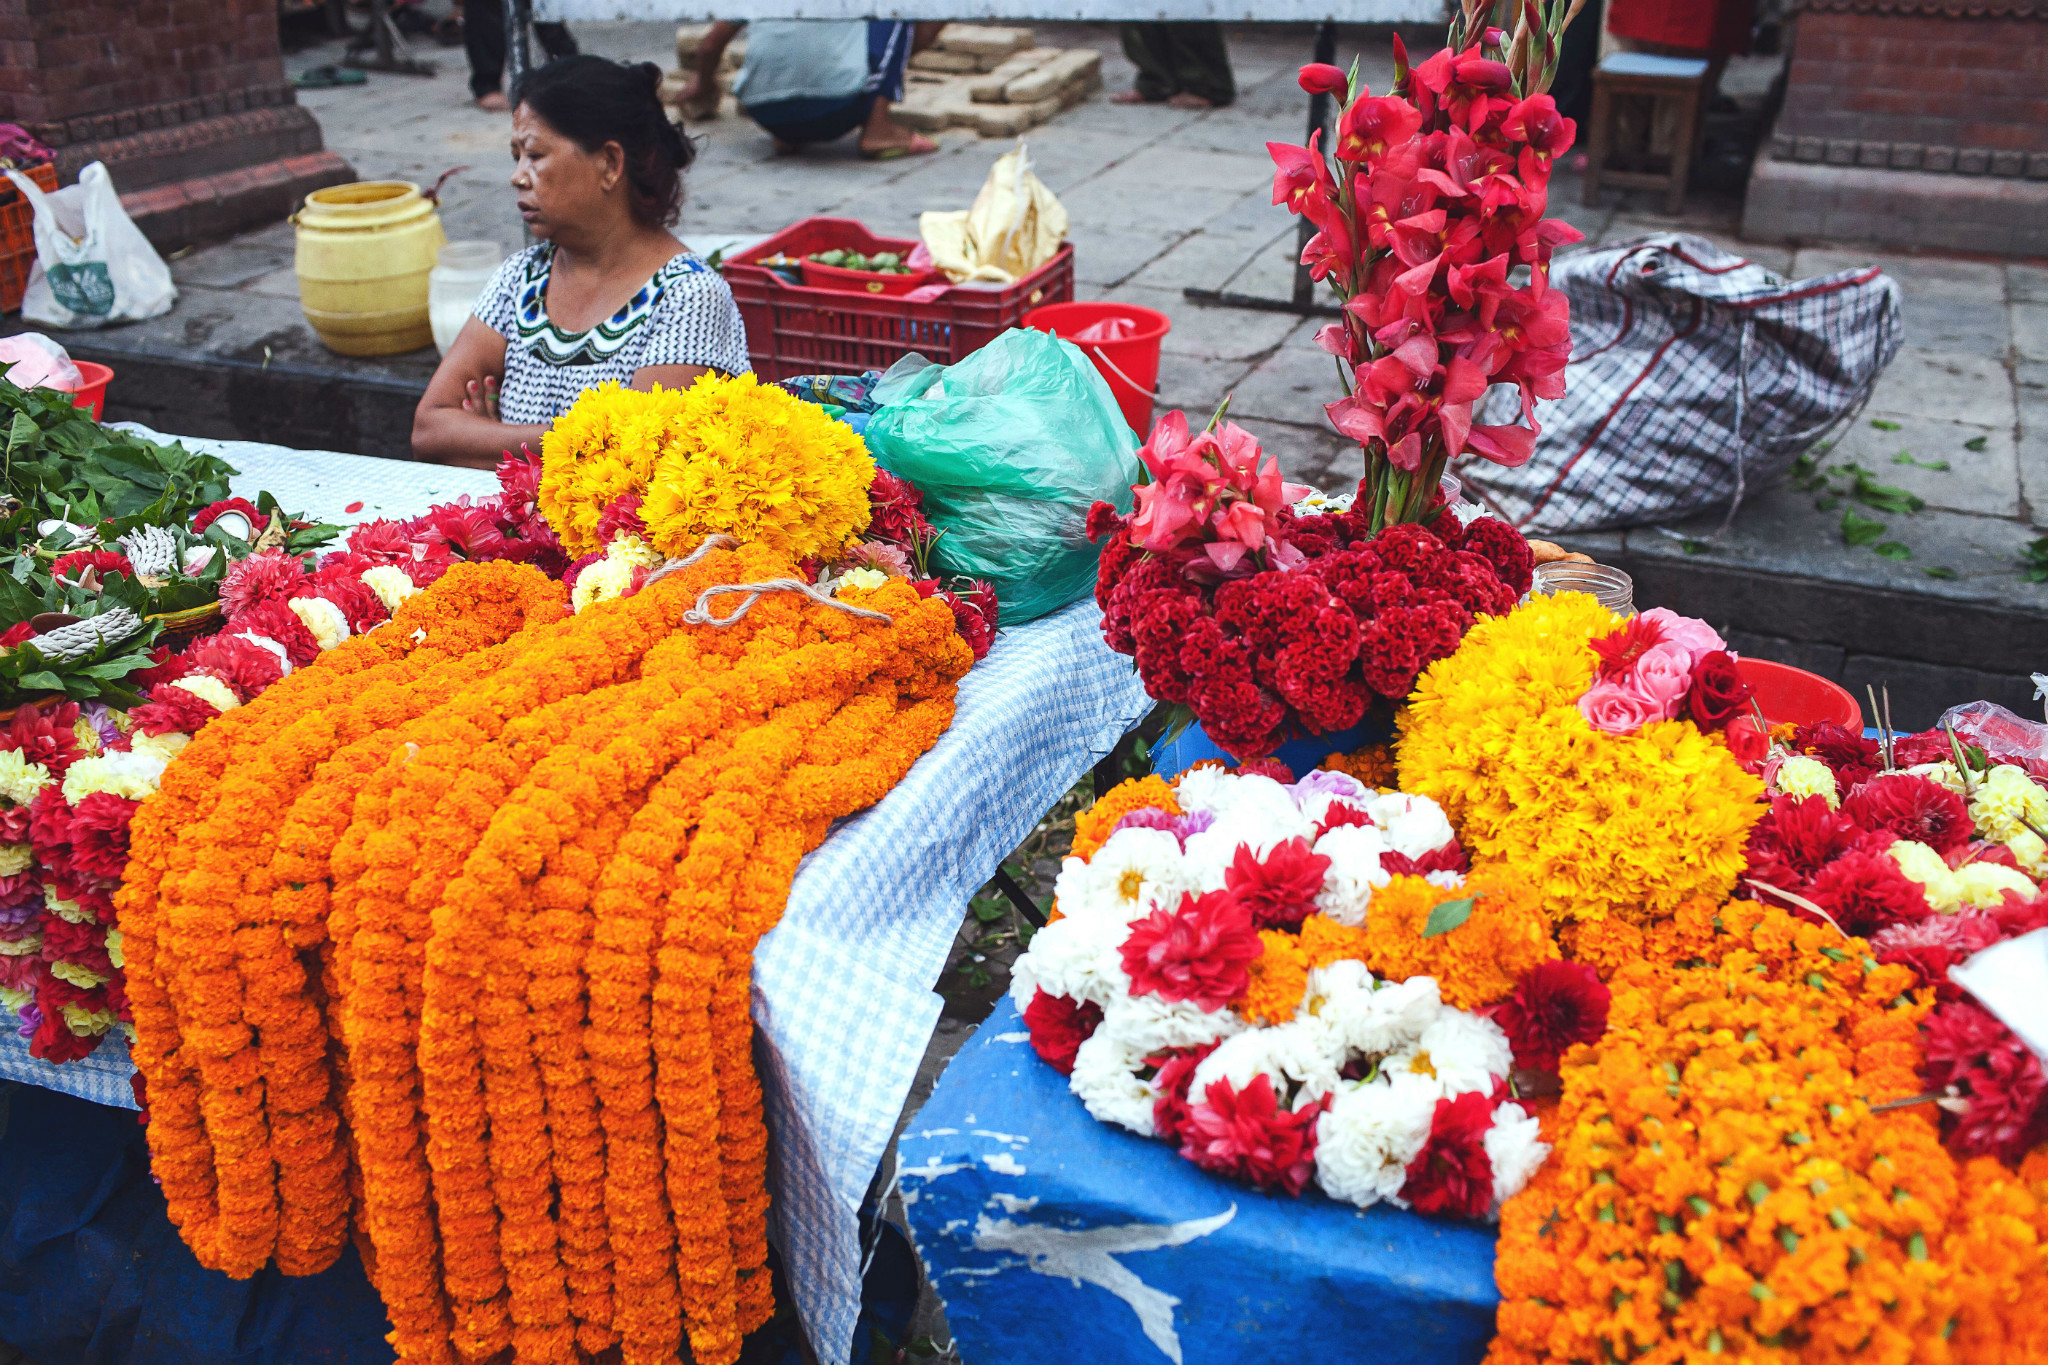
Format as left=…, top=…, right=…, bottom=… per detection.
left=1736, top=657, right=1862, bottom=730
left=1023, top=300, right=1170, bottom=438
left=53, top=361, right=112, bottom=421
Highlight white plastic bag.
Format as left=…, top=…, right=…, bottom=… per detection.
left=2, top=162, right=176, bottom=328
left=0, top=332, right=82, bottom=389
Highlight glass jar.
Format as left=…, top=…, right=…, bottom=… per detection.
left=427, top=240, right=504, bottom=356
left=1530, top=561, right=1636, bottom=616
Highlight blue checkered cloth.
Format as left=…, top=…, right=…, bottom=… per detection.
left=10, top=430, right=1154, bottom=1365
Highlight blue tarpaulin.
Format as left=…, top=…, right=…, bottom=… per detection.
left=897, top=999, right=1501, bottom=1365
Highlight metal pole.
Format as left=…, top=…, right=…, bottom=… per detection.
left=1291, top=18, right=1339, bottom=312
left=506, top=0, right=535, bottom=101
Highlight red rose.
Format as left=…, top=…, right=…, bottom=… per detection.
left=1120, top=889, right=1263, bottom=1012
left=1399, top=1090, right=1496, bottom=1218
left=1723, top=714, right=1769, bottom=769
left=1022, top=988, right=1101, bottom=1076
left=1177, top=1072, right=1323, bottom=1195
left=1491, top=960, right=1609, bottom=1073
left=1684, top=650, right=1750, bottom=732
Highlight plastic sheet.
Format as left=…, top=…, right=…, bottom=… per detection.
left=898, top=1000, right=1500, bottom=1365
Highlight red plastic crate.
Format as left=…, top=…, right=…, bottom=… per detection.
left=0, top=163, right=57, bottom=315
left=725, top=216, right=1074, bottom=381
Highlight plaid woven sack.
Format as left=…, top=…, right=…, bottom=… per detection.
left=1461, top=233, right=1903, bottom=534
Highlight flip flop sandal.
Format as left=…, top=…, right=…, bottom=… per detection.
left=860, top=135, right=938, bottom=162
left=294, top=65, right=367, bottom=89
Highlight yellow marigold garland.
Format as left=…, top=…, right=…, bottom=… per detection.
left=1398, top=593, right=1764, bottom=928
left=123, top=543, right=971, bottom=1365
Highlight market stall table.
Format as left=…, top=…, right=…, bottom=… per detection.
left=897, top=998, right=1500, bottom=1365
left=0, top=432, right=1154, bottom=1365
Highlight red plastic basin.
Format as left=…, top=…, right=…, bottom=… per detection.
left=799, top=257, right=939, bottom=297
left=1736, top=657, right=1861, bottom=730
left=1023, top=300, right=1171, bottom=438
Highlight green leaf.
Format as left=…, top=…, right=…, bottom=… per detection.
left=1815, top=494, right=1841, bottom=512
left=1680, top=538, right=1707, bottom=555
left=1924, top=565, right=1959, bottom=580
left=1964, top=434, right=1988, bottom=452
left=1869, top=418, right=1901, bottom=431
left=13, top=670, right=62, bottom=691
left=1891, top=451, right=1950, bottom=471
left=1841, top=510, right=1887, bottom=546
left=1873, top=541, right=1913, bottom=560
left=1421, top=893, right=1482, bottom=938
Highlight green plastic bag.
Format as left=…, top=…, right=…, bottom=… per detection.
left=862, top=328, right=1141, bottom=626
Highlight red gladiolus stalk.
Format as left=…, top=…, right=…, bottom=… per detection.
left=1269, top=3, right=1585, bottom=533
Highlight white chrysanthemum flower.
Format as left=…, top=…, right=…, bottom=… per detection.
left=1889, top=839, right=1962, bottom=913
left=835, top=567, right=889, bottom=595
left=1069, top=1027, right=1159, bottom=1137
left=608, top=533, right=665, bottom=569
left=1775, top=755, right=1839, bottom=809
left=1301, top=958, right=1374, bottom=1022
left=1397, top=1010, right=1513, bottom=1095
left=1008, top=912, right=1131, bottom=1013
left=1326, top=974, right=1442, bottom=1057
left=1954, top=860, right=2038, bottom=908
left=1188, top=1018, right=1345, bottom=1113
left=1903, top=760, right=1966, bottom=794
left=571, top=555, right=638, bottom=613
left=1171, top=765, right=1238, bottom=816
left=62, top=749, right=169, bottom=805
left=1180, top=773, right=1316, bottom=865
left=2009, top=829, right=2048, bottom=879
left=0, top=842, right=30, bottom=877
left=1052, top=827, right=1195, bottom=927
left=1425, top=869, right=1467, bottom=890
left=1970, top=765, right=2048, bottom=845
left=128, top=730, right=190, bottom=764
left=1313, top=823, right=1392, bottom=926
left=360, top=564, right=419, bottom=614
left=286, top=595, right=352, bottom=650
left=169, top=673, right=240, bottom=715
left=1363, top=792, right=1457, bottom=859
left=0, top=750, right=53, bottom=807
left=1314, top=1072, right=1439, bottom=1208
left=1096, top=991, right=1242, bottom=1057
left=1485, top=1102, right=1551, bottom=1212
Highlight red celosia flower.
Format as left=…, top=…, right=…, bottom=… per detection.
left=230, top=598, right=320, bottom=668
left=1177, top=1072, right=1323, bottom=1195
left=219, top=549, right=308, bottom=617
left=4, top=699, right=80, bottom=779
left=61, top=792, right=135, bottom=884
left=1120, top=889, right=1263, bottom=1011
left=1022, top=989, right=1101, bottom=1076
left=1225, top=837, right=1331, bottom=931
left=1922, top=999, right=2048, bottom=1162
left=1492, top=960, right=1609, bottom=1073
left=182, top=633, right=286, bottom=701
left=191, top=497, right=265, bottom=535
left=1400, top=1090, right=1497, bottom=1218
left=128, top=681, right=224, bottom=737
left=1841, top=774, right=1972, bottom=854
left=1794, top=722, right=1881, bottom=789
left=1234, top=758, right=1297, bottom=783
left=1588, top=616, right=1667, bottom=681
left=1151, top=1040, right=1222, bottom=1143
left=1685, top=650, right=1750, bottom=733
left=1801, top=847, right=1932, bottom=938
left=49, top=549, right=134, bottom=585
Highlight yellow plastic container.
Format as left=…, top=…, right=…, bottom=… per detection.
left=293, top=181, right=448, bottom=357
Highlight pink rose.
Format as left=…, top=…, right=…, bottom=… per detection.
left=1578, top=680, right=1660, bottom=735
left=1638, top=608, right=1725, bottom=662
left=1627, top=642, right=1694, bottom=716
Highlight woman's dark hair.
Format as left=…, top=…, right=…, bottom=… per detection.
left=514, top=55, right=695, bottom=227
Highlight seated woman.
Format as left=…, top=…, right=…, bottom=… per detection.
left=413, top=55, right=749, bottom=467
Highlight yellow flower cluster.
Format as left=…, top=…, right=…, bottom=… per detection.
left=1398, top=593, right=1764, bottom=927
left=539, top=375, right=875, bottom=564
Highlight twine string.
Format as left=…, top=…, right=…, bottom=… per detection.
left=636, top=532, right=894, bottom=627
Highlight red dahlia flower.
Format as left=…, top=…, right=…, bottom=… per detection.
left=1177, top=1072, right=1323, bottom=1195
left=1588, top=616, right=1667, bottom=681
left=230, top=598, right=321, bottom=668
left=1120, top=889, right=1263, bottom=1012
left=1922, top=1000, right=2048, bottom=1162
left=1400, top=1090, right=1496, bottom=1218
left=1492, top=960, right=1609, bottom=1073
left=49, top=549, right=134, bottom=586
left=1022, top=989, right=1101, bottom=1076
left=1841, top=775, right=1972, bottom=854
left=4, top=700, right=81, bottom=780
left=219, top=549, right=309, bottom=618
left=1151, top=1040, right=1222, bottom=1144
left=1793, top=722, right=1882, bottom=789
left=596, top=493, right=648, bottom=545
left=1225, top=837, right=1331, bottom=931
left=1743, top=794, right=1859, bottom=894
left=128, top=681, right=225, bottom=737
left=1802, top=848, right=1931, bottom=938
left=183, top=633, right=286, bottom=701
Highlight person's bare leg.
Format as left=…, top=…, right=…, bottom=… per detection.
left=857, top=99, right=937, bottom=157
left=1166, top=91, right=1216, bottom=109
left=477, top=90, right=510, bottom=111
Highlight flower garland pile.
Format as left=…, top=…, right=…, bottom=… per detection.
left=1741, top=719, right=2048, bottom=1163
left=122, top=542, right=972, bottom=1365
left=1398, top=592, right=1765, bottom=929
left=1090, top=408, right=1534, bottom=760
left=1490, top=897, right=2048, bottom=1364
left=0, top=452, right=567, bottom=1063
left=1014, top=763, right=1613, bottom=1217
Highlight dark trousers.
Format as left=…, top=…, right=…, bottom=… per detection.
left=463, top=0, right=579, bottom=100
left=1119, top=22, right=1234, bottom=106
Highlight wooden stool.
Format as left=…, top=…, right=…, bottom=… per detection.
left=1582, top=51, right=1712, bottom=216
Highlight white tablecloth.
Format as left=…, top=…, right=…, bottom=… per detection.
left=0, top=431, right=1153, bottom=1365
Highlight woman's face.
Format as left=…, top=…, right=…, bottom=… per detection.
left=509, top=105, right=623, bottom=241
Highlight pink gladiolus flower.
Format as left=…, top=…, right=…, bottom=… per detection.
left=1298, top=63, right=1348, bottom=96
left=1336, top=95, right=1423, bottom=166
left=1267, top=132, right=1334, bottom=215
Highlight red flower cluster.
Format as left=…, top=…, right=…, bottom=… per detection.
left=1022, top=989, right=1101, bottom=1075
left=1094, top=497, right=1531, bottom=759
left=49, top=549, right=134, bottom=586
left=1490, top=959, right=1609, bottom=1073
left=1176, top=1073, right=1324, bottom=1196
left=913, top=579, right=998, bottom=663
left=1120, top=889, right=1264, bottom=1011
left=1268, top=32, right=1581, bottom=530
left=341, top=448, right=566, bottom=586
left=868, top=469, right=930, bottom=545
left=1225, top=837, right=1330, bottom=931
left=1401, top=1090, right=1496, bottom=1218
left=1922, top=1000, right=2048, bottom=1163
